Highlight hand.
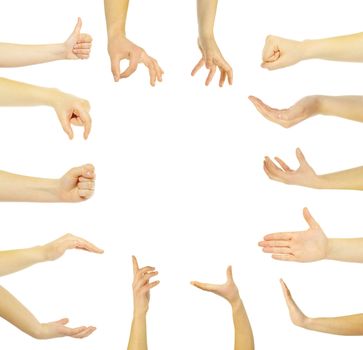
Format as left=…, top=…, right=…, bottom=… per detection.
left=191, top=38, right=233, bottom=86
left=280, top=279, right=308, bottom=328
left=191, top=266, right=240, bottom=307
left=64, top=18, right=93, bottom=60
left=41, top=234, right=103, bottom=261
left=249, top=96, right=320, bottom=128
left=108, top=35, right=163, bottom=86
left=261, top=35, right=305, bottom=70
left=259, top=208, right=328, bottom=262
left=36, top=318, right=96, bottom=339
left=132, top=256, right=160, bottom=316
left=264, top=148, right=320, bottom=188
left=57, top=164, right=95, bottom=202
left=51, top=90, right=92, bottom=139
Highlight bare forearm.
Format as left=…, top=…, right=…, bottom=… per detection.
left=316, top=166, right=363, bottom=190
left=197, top=0, right=218, bottom=39
left=0, top=286, right=42, bottom=338
left=304, top=314, right=363, bottom=335
left=127, top=314, right=148, bottom=350
left=231, top=299, right=254, bottom=350
left=0, top=43, right=67, bottom=67
left=317, top=95, right=363, bottom=122
left=0, top=171, right=61, bottom=202
left=104, top=0, right=128, bottom=37
left=327, top=238, right=363, bottom=262
left=303, top=33, right=363, bottom=62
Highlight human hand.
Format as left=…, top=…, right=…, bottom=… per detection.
left=261, top=35, right=306, bottom=70
left=264, top=148, right=320, bottom=188
left=108, top=35, right=163, bottom=86
left=191, top=266, right=240, bottom=307
left=41, top=234, right=103, bottom=262
left=36, top=318, right=96, bottom=339
left=259, top=208, right=328, bottom=262
left=64, top=18, right=93, bottom=60
left=50, top=89, right=91, bottom=140
left=249, top=96, right=320, bottom=128
left=57, top=164, right=95, bottom=202
left=132, top=256, right=160, bottom=317
left=192, top=38, right=233, bottom=86
left=280, top=279, right=309, bottom=328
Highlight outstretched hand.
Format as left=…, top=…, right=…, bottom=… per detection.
left=259, top=208, right=328, bottom=262
left=264, top=148, right=319, bottom=188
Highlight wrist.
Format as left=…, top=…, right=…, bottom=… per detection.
left=301, top=39, right=320, bottom=60
left=43, top=87, right=63, bottom=108
left=133, top=309, right=148, bottom=319
left=230, top=296, right=243, bottom=311
left=107, top=22, right=126, bottom=40
left=326, top=239, right=337, bottom=260
left=31, top=246, right=48, bottom=264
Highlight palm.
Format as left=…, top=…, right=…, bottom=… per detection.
left=294, top=227, right=328, bottom=262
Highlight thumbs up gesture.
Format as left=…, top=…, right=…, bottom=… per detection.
left=64, top=18, right=92, bottom=60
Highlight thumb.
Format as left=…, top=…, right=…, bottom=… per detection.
left=54, top=318, right=69, bottom=326
left=303, top=207, right=320, bottom=229
left=60, top=118, right=74, bottom=140
left=71, top=17, right=82, bottom=37
left=295, top=148, right=307, bottom=166
left=111, top=57, right=121, bottom=82
left=226, top=266, right=233, bottom=281
left=67, top=164, right=94, bottom=179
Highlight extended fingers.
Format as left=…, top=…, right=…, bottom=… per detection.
left=190, top=281, right=217, bottom=292
left=191, top=58, right=205, bottom=76
left=71, top=326, right=96, bottom=339
left=264, top=157, right=288, bottom=182
left=205, top=65, right=217, bottom=86
left=68, top=236, right=103, bottom=254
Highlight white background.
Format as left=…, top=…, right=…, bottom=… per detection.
left=1, top=0, right=363, bottom=349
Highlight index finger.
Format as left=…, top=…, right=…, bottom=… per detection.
left=132, top=256, right=139, bottom=276
left=263, top=232, right=293, bottom=241
left=78, top=109, right=92, bottom=139
left=191, top=281, right=217, bottom=292
left=72, top=237, right=104, bottom=254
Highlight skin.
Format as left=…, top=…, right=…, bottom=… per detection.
left=249, top=95, right=363, bottom=128
left=260, top=207, right=363, bottom=263
left=104, top=0, right=163, bottom=86
left=281, top=279, right=363, bottom=335
left=192, top=0, right=233, bottom=86
left=0, top=164, right=95, bottom=202
left=0, top=234, right=103, bottom=339
left=191, top=266, right=254, bottom=350
left=264, top=148, right=363, bottom=191
left=261, top=32, right=363, bottom=70
left=0, top=77, right=91, bottom=139
left=0, top=18, right=92, bottom=67
left=128, top=256, right=159, bottom=350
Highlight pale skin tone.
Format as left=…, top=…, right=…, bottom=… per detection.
left=192, top=0, right=233, bottom=86
left=281, top=279, right=363, bottom=335
left=249, top=95, right=363, bottom=128
left=128, top=256, right=159, bottom=350
left=104, top=0, right=163, bottom=86
left=262, top=32, right=363, bottom=70
left=0, top=164, right=95, bottom=202
left=0, top=234, right=103, bottom=339
left=0, top=77, right=91, bottom=139
left=259, top=207, right=363, bottom=263
left=264, top=147, right=363, bottom=191
left=0, top=18, right=92, bottom=67
left=191, top=266, right=254, bottom=350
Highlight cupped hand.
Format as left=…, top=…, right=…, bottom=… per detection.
left=37, top=318, right=96, bottom=339
left=42, top=233, right=103, bottom=261
left=192, top=38, right=233, bottom=87
left=132, top=256, right=160, bottom=316
left=259, top=208, right=328, bottom=262
left=261, top=35, right=305, bottom=70
left=52, top=91, right=91, bottom=139
left=64, top=18, right=93, bottom=60
left=57, top=164, right=95, bottom=202
left=264, top=148, right=319, bottom=188
left=249, top=96, right=319, bottom=128
left=191, top=266, right=240, bottom=306
left=108, top=36, right=163, bottom=86
left=280, top=280, right=308, bottom=327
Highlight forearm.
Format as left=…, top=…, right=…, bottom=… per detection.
left=231, top=299, right=254, bottom=350
left=0, top=247, right=45, bottom=276
left=0, top=170, right=61, bottom=202
left=0, top=77, right=58, bottom=107
left=304, top=314, right=363, bottom=335
left=0, top=286, right=42, bottom=338
left=317, top=95, right=363, bottom=122
left=327, top=238, right=363, bottom=262
left=302, top=33, right=363, bottom=62
left=315, top=166, right=363, bottom=190
left=127, top=313, right=148, bottom=350
left=197, top=0, right=218, bottom=39
left=104, top=0, right=129, bottom=37
left=0, top=43, right=67, bottom=67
